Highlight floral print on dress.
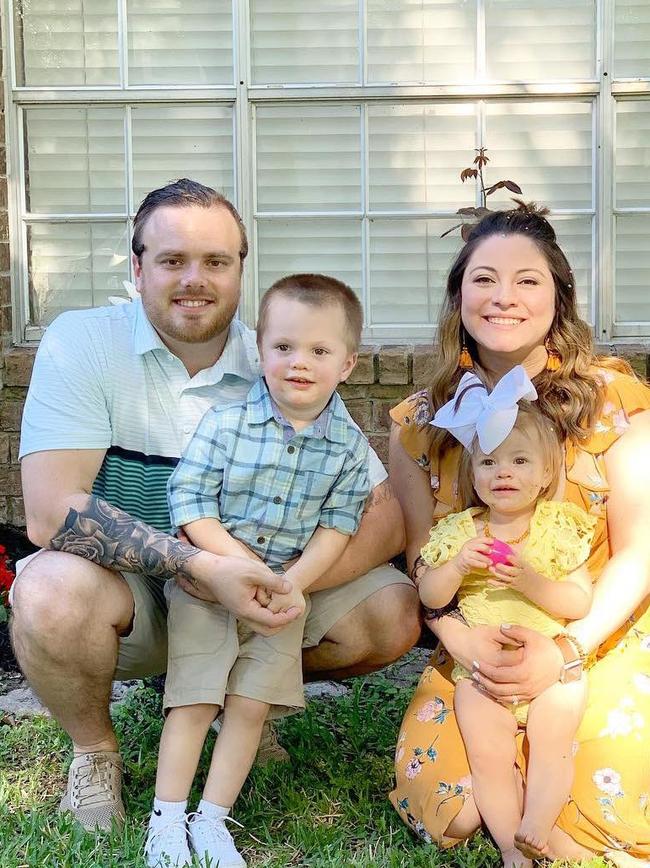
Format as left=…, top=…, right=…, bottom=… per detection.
left=415, top=697, right=450, bottom=725
left=599, top=697, right=645, bottom=739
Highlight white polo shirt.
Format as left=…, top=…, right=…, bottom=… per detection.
left=20, top=299, right=386, bottom=533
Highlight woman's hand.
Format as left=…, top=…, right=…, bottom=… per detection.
left=470, top=624, right=564, bottom=703
left=433, top=620, right=525, bottom=672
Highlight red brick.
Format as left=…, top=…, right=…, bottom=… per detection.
left=0, top=242, right=9, bottom=273
left=337, top=383, right=367, bottom=400
left=4, top=348, right=35, bottom=387
left=344, top=399, right=372, bottom=433
left=371, top=400, right=394, bottom=434
left=347, top=346, right=375, bottom=385
left=0, top=432, right=9, bottom=463
left=0, top=274, right=10, bottom=306
left=9, top=433, right=20, bottom=464
left=9, top=496, right=26, bottom=528
left=0, top=398, right=24, bottom=431
left=378, top=346, right=410, bottom=385
left=413, top=345, right=434, bottom=390
left=368, top=383, right=412, bottom=400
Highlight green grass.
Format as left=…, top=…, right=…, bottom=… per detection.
left=0, top=669, right=604, bottom=867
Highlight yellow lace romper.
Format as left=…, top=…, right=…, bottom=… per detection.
left=389, top=369, right=650, bottom=856
left=421, top=501, right=596, bottom=724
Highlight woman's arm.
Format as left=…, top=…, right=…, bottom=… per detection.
left=565, top=409, right=650, bottom=654
left=388, top=422, right=435, bottom=577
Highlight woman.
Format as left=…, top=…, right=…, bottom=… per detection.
left=389, top=202, right=650, bottom=864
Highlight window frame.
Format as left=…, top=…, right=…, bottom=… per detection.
left=3, top=0, right=650, bottom=344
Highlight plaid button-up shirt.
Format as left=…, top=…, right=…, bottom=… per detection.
left=168, top=378, right=369, bottom=568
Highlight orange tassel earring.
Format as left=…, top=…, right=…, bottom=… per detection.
left=459, top=345, right=473, bottom=369
left=545, top=339, right=561, bottom=371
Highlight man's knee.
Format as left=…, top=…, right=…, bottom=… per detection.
left=11, top=552, right=133, bottom=646
left=359, top=582, right=421, bottom=664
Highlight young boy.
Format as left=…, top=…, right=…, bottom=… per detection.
left=144, top=273, right=370, bottom=868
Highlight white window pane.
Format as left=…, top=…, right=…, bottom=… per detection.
left=486, top=0, right=595, bottom=81
left=367, top=0, right=476, bottom=85
left=615, top=215, right=650, bottom=323
left=132, top=106, right=234, bottom=208
left=485, top=102, right=593, bottom=210
left=615, top=0, right=650, bottom=79
left=616, top=101, right=650, bottom=209
left=369, top=219, right=462, bottom=325
left=128, top=0, right=233, bottom=85
left=257, top=219, right=362, bottom=304
left=553, top=216, right=593, bottom=324
left=250, top=0, right=359, bottom=85
left=256, top=106, right=361, bottom=212
left=25, top=108, right=126, bottom=214
left=14, top=0, right=119, bottom=86
left=28, top=222, right=129, bottom=326
left=368, top=104, right=476, bottom=211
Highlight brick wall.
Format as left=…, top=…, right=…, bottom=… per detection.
left=2, top=342, right=649, bottom=531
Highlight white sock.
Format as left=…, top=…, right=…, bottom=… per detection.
left=149, top=797, right=187, bottom=829
left=195, top=798, right=229, bottom=820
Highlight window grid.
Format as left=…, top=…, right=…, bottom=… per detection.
left=4, top=0, right=650, bottom=343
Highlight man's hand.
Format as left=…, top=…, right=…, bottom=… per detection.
left=177, top=550, right=302, bottom=636
left=470, top=624, right=564, bottom=703
left=267, top=583, right=306, bottom=618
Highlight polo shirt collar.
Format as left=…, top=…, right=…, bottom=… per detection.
left=132, top=300, right=259, bottom=384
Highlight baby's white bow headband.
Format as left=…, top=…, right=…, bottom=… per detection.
left=431, top=365, right=538, bottom=454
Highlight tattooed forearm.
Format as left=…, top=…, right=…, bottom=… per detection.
left=423, top=597, right=468, bottom=624
left=49, top=495, right=201, bottom=581
left=362, top=480, right=395, bottom=514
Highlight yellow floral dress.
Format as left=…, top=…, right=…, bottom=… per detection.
left=421, top=501, right=597, bottom=723
left=389, top=369, right=650, bottom=856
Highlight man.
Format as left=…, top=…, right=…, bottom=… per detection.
left=11, top=179, right=420, bottom=831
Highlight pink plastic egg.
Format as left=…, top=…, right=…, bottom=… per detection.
left=488, top=539, right=513, bottom=566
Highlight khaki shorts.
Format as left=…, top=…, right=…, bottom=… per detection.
left=163, top=581, right=311, bottom=719
left=113, top=562, right=410, bottom=687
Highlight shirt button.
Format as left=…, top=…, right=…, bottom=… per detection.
left=287, top=445, right=295, bottom=454
left=273, top=496, right=282, bottom=504
left=257, top=535, right=265, bottom=544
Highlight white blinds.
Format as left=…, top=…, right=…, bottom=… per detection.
left=25, top=108, right=126, bottom=213
left=614, top=0, right=650, bottom=78
left=15, top=0, right=119, bottom=86
left=615, top=101, right=650, bottom=209
left=27, top=223, right=129, bottom=325
left=256, top=106, right=361, bottom=211
left=615, top=216, right=650, bottom=322
left=368, top=105, right=476, bottom=211
left=485, top=102, right=593, bottom=210
left=250, top=0, right=359, bottom=85
left=485, top=0, right=595, bottom=81
left=366, top=0, right=476, bottom=84
left=127, top=0, right=233, bottom=86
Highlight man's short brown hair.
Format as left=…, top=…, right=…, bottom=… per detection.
left=132, top=178, right=248, bottom=265
left=257, top=273, right=363, bottom=352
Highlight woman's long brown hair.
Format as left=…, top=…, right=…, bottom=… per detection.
left=428, top=201, right=634, bottom=457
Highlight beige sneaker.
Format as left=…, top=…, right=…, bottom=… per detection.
left=255, top=721, right=289, bottom=766
left=59, top=751, right=125, bottom=831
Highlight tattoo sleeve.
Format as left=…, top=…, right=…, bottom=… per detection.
left=49, top=495, right=201, bottom=582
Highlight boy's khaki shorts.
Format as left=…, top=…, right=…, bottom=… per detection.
left=163, top=580, right=311, bottom=719
left=111, top=563, right=411, bottom=695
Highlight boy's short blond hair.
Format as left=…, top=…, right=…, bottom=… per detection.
left=257, top=273, right=363, bottom=352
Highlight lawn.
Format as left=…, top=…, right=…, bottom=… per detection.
left=0, top=666, right=605, bottom=867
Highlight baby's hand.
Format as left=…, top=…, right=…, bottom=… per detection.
left=452, top=537, right=493, bottom=577
left=267, top=584, right=306, bottom=617
left=488, top=551, right=536, bottom=592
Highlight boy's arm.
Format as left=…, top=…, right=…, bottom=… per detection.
left=181, top=517, right=264, bottom=563
left=285, top=526, right=351, bottom=592
left=497, top=560, right=593, bottom=620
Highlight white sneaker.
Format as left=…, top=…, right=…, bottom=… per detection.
left=187, top=811, right=246, bottom=867
left=144, top=814, right=192, bottom=867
